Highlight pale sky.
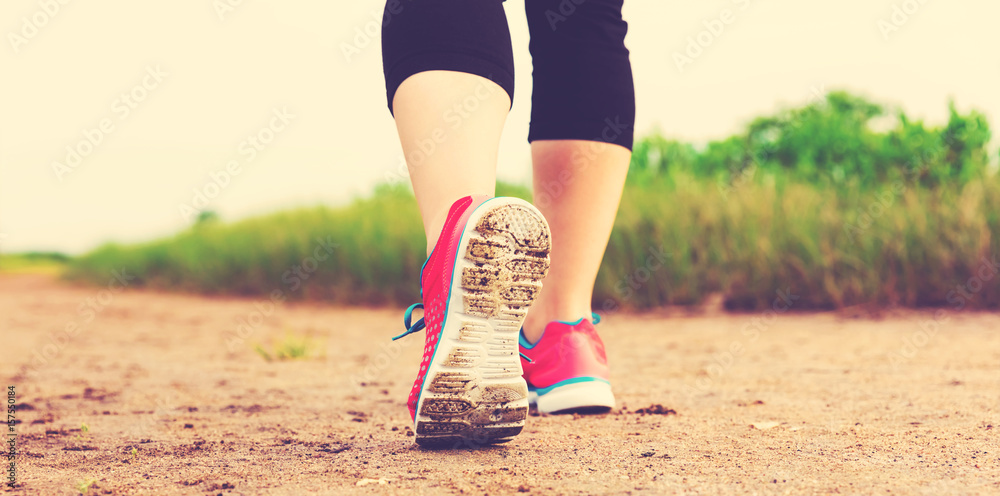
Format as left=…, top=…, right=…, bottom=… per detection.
left=2, top=0, right=998, bottom=254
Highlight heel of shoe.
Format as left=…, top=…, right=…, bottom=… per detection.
left=415, top=378, right=530, bottom=448
left=532, top=380, right=616, bottom=415
left=415, top=198, right=550, bottom=448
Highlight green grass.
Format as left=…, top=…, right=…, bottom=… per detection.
left=253, top=330, right=321, bottom=361
left=63, top=92, right=1000, bottom=312
left=74, top=478, right=97, bottom=495
left=0, top=252, right=70, bottom=274
left=65, top=182, right=529, bottom=306
left=75, top=422, right=90, bottom=441
left=599, top=170, right=1000, bottom=310
left=64, top=173, right=1000, bottom=311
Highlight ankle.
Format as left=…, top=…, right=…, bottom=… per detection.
left=522, top=305, right=593, bottom=344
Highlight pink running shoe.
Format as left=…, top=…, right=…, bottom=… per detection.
left=519, top=315, right=615, bottom=414
left=393, top=195, right=551, bottom=447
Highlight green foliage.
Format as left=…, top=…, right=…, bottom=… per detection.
left=67, top=182, right=427, bottom=304
left=0, top=251, right=70, bottom=274
left=75, top=423, right=90, bottom=441
left=254, top=330, right=319, bottom=361
left=74, top=478, right=97, bottom=495
left=66, top=181, right=534, bottom=305
left=195, top=210, right=220, bottom=225
left=629, top=91, right=993, bottom=187
left=65, top=93, right=1000, bottom=311
left=599, top=170, right=1000, bottom=310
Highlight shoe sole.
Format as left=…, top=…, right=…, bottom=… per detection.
left=415, top=198, right=551, bottom=448
left=529, top=381, right=616, bottom=415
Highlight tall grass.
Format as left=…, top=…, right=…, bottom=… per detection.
left=0, top=252, right=70, bottom=274
left=65, top=173, right=1000, bottom=311
left=65, top=182, right=531, bottom=306
left=599, top=170, right=1000, bottom=310
left=65, top=92, right=1000, bottom=311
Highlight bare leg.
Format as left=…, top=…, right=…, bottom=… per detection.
left=391, top=70, right=511, bottom=254
left=521, top=140, right=631, bottom=343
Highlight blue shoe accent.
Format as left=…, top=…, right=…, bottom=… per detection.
left=522, top=312, right=602, bottom=349
left=519, top=328, right=538, bottom=350
left=553, top=312, right=601, bottom=327
left=555, top=317, right=585, bottom=326
left=392, top=303, right=426, bottom=341
left=531, top=376, right=611, bottom=396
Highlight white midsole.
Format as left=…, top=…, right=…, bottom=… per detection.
left=529, top=380, right=616, bottom=414
left=414, top=197, right=542, bottom=431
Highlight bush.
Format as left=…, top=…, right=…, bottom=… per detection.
left=67, top=92, right=1000, bottom=311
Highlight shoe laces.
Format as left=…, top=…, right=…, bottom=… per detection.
left=392, top=303, right=426, bottom=341
left=393, top=302, right=532, bottom=362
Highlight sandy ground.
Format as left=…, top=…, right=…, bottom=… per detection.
left=1, top=273, right=998, bottom=495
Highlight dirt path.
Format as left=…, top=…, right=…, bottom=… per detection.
left=1, top=274, right=998, bottom=495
